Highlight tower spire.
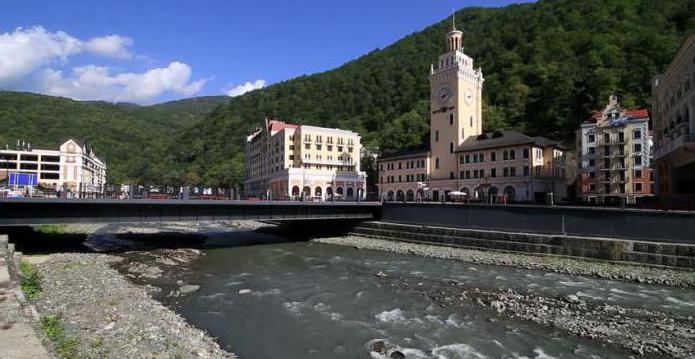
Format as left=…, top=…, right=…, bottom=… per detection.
left=452, top=9, right=456, bottom=31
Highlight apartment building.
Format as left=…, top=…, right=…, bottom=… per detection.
left=576, top=96, right=653, bottom=204
left=651, top=33, right=695, bottom=199
left=378, top=20, right=566, bottom=203
left=244, top=119, right=366, bottom=200
left=456, top=132, right=566, bottom=202
left=0, top=139, right=107, bottom=197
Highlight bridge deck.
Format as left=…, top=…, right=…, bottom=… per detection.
left=0, top=199, right=382, bottom=226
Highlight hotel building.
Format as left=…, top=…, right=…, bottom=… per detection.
left=244, top=119, right=367, bottom=200
left=378, top=21, right=566, bottom=202
left=576, top=96, right=653, bottom=204
left=651, top=33, right=695, bottom=199
left=0, top=139, right=107, bottom=197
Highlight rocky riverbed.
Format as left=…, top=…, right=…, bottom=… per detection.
left=315, top=235, right=695, bottom=358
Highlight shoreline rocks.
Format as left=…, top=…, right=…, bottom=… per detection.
left=314, top=236, right=695, bottom=288
left=32, top=253, right=236, bottom=359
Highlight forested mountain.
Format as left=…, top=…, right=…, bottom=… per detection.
left=167, top=0, right=695, bottom=189
left=0, top=91, right=228, bottom=183
left=3, top=0, right=694, bottom=188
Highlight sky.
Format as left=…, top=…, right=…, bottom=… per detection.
left=0, top=0, right=533, bottom=105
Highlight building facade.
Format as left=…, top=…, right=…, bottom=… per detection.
left=0, top=139, right=106, bottom=197
left=651, top=34, right=695, bottom=199
left=576, top=96, right=653, bottom=204
left=378, top=21, right=566, bottom=203
left=244, top=119, right=366, bottom=200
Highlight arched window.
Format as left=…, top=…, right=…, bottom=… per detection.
left=303, top=186, right=311, bottom=198
left=435, top=157, right=440, bottom=169
left=488, top=186, right=499, bottom=198
left=406, top=190, right=414, bottom=202
left=387, top=191, right=394, bottom=201
left=314, top=186, right=322, bottom=197
left=346, top=187, right=354, bottom=199
left=291, top=186, right=300, bottom=197
left=396, top=190, right=405, bottom=202
left=503, top=186, right=516, bottom=201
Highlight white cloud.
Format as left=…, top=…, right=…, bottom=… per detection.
left=0, top=26, right=81, bottom=83
left=0, top=26, right=205, bottom=103
left=84, top=35, right=133, bottom=59
left=226, top=79, right=266, bottom=97
left=36, top=62, right=206, bottom=104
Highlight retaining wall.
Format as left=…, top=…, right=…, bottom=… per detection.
left=381, top=203, right=695, bottom=244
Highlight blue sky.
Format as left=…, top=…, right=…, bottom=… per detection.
left=0, top=0, right=533, bottom=104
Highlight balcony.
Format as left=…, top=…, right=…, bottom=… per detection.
left=654, top=133, right=695, bottom=159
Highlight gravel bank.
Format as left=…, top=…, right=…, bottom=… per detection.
left=34, top=253, right=236, bottom=359
left=314, top=236, right=695, bottom=288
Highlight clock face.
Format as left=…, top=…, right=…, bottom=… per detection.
left=464, top=89, right=474, bottom=106
left=436, top=86, right=452, bottom=105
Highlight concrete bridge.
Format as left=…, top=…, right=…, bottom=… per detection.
left=0, top=199, right=382, bottom=226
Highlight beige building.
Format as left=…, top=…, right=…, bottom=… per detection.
left=0, top=139, right=106, bottom=197
left=378, top=20, right=566, bottom=203
left=576, top=96, right=653, bottom=204
left=652, top=33, right=695, bottom=199
left=244, top=119, right=366, bottom=200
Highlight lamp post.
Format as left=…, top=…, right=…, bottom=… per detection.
left=547, top=155, right=555, bottom=206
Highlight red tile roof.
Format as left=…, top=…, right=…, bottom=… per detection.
left=626, top=109, right=649, bottom=118
left=267, top=120, right=298, bottom=131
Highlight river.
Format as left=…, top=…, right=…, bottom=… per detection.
left=133, top=230, right=695, bottom=359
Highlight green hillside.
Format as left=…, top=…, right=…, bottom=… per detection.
left=0, top=91, right=228, bottom=183
left=167, top=0, right=695, bottom=189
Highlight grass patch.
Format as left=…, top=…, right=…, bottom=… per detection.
left=40, top=315, right=80, bottom=359
left=34, top=224, right=67, bottom=234
left=19, top=261, right=42, bottom=300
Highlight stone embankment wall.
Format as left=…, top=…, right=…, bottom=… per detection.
left=350, top=221, right=695, bottom=268
left=0, top=235, right=52, bottom=359
left=380, top=203, right=695, bottom=243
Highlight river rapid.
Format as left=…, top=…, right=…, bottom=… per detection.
left=127, top=230, right=695, bottom=359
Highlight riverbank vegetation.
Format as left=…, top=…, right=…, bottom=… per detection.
left=19, top=260, right=42, bottom=300
left=40, top=315, right=81, bottom=359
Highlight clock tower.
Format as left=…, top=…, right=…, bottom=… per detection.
left=429, top=17, right=484, bottom=180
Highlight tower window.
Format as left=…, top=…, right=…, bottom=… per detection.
left=435, top=131, right=439, bottom=142
left=449, top=142, right=454, bottom=153
left=449, top=114, right=454, bottom=125
left=435, top=158, right=440, bottom=169
left=470, top=116, right=473, bottom=127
